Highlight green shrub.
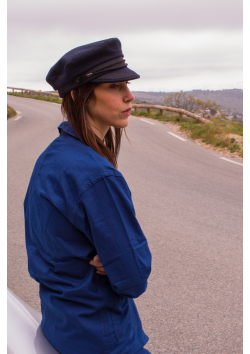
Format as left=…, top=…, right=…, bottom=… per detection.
left=229, top=144, right=240, bottom=153
left=7, top=105, right=17, bottom=119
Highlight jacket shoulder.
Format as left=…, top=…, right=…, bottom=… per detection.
left=34, top=134, right=121, bottom=197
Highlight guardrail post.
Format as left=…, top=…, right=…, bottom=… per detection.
left=12, top=88, right=14, bottom=93
left=147, top=108, right=150, bottom=114
left=159, top=109, right=163, bottom=116
left=134, top=107, right=137, bottom=112
left=179, top=112, right=183, bottom=120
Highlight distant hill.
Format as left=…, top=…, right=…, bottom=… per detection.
left=132, top=89, right=243, bottom=111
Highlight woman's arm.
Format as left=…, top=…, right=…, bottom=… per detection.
left=74, top=174, right=152, bottom=298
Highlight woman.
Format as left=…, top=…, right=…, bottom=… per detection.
left=24, top=38, right=152, bottom=354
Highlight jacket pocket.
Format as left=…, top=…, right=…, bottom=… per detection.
left=111, top=297, right=139, bottom=342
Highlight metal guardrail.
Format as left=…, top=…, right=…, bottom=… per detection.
left=132, top=104, right=211, bottom=124
left=7, top=87, right=211, bottom=124
left=7, top=87, right=59, bottom=98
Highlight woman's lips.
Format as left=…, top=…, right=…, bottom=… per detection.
left=122, top=107, right=132, bottom=116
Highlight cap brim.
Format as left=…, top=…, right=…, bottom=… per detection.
left=91, top=66, right=140, bottom=83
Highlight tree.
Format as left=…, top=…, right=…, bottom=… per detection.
left=164, top=92, right=199, bottom=112
left=164, top=92, right=221, bottom=117
left=210, top=108, right=217, bottom=116
left=203, top=100, right=220, bottom=117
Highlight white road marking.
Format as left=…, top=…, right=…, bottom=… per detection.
left=220, top=157, right=243, bottom=166
left=167, top=132, right=186, bottom=141
left=14, top=111, right=22, bottom=121
left=140, top=118, right=155, bottom=125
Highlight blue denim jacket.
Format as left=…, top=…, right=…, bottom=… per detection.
left=24, top=122, right=152, bottom=354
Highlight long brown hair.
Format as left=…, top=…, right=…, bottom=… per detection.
left=61, top=83, right=128, bottom=169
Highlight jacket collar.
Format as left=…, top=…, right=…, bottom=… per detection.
left=58, top=121, right=79, bottom=140
left=58, top=121, right=105, bottom=143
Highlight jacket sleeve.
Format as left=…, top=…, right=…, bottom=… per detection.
left=74, top=174, right=152, bottom=298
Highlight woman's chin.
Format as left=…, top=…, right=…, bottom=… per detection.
left=113, top=118, right=129, bottom=129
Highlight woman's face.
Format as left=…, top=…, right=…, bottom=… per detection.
left=86, top=81, right=135, bottom=138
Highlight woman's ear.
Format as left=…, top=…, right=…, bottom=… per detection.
left=71, top=90, right=74, bottom=101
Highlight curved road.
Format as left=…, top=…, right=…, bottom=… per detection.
left=7, top=95, right=243, bottom=354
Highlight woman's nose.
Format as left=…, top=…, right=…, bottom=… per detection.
left=124, top=88, right=135, bottom=103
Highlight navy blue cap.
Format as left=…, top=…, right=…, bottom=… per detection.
left=46, top=38, right=140, bottom=97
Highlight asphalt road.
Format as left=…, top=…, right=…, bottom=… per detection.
left=7, top=95, right=243, bottom=354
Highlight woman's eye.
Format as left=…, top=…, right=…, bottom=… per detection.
left=109, top=82, right=130, bottom=89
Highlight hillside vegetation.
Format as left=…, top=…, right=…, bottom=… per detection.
left=131, top=110, right=243, bottom=159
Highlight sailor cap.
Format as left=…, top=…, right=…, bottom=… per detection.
left=46, top=38, right=140, bottom=97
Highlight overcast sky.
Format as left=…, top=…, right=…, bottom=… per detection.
left=7, top=0, right=243, bottom=92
